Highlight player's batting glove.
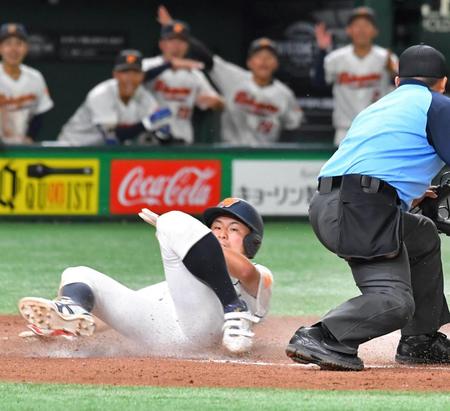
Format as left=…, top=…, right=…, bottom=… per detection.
left=142, top=107, right=174, bottom=144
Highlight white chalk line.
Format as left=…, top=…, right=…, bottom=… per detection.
left=185, top=358, right=450, bottom=371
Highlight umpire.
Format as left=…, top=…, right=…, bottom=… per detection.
left=286, top=44, right=450, bottom=371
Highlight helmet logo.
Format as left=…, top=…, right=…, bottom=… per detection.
left=126, top=54, right=137, bottom=64
left=173, top=23, right=184, bottom=33
left=218, top=197, right=240, bottom=208
left=7, top=24, right=17, bottom=34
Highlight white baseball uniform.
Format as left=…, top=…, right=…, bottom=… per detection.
left=58, top=211, right=273, bottom=351
left=0, top=63, right=53, bottom=144
left=58, top=78, right=157, bottom=146
left=210, top=56, right=302, bottom=146
left=142, top=56, right=220, bottom=144
left=324, top=45, right=398, bottom=145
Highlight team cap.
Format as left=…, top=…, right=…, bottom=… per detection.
left=347, top=7, right=377, bottom=27
left=248, top=37, right=278, bottom=58
left=399, top=44, right=447, bottom=78
left=160, top=20, right=190, bottom=41
left=114, top=49, right=143, bottom=72
left=0, top=23, right=28, bottom=42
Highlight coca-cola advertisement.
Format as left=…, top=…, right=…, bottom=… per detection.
left=110, top=160, right=222, bottom=214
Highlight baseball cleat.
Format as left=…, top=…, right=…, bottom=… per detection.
left=395, top=331, right=450, bottom=364
left=18, top=296, right=95, bottom=337
left=286, top=326, right=364, bottom=371
left=222, top=300, right=260, bottom=354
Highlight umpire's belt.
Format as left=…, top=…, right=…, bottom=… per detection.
left=318, top=174, right=398, bottom=198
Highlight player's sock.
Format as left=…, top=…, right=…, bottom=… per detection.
left=60, top=282, right=95, bottom=312
left=183, top=232, right=239, bottom=308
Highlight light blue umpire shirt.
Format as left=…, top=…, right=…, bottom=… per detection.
left=319, top=79, right=450, bottom=210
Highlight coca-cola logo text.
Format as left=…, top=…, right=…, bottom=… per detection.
left=111, top=160, right=221, bottom=214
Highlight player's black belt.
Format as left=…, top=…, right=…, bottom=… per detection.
left=318, top=174, right=398, bottom=198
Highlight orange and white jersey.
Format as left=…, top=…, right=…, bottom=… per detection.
left=142, top=55, right=219, bottom=144
left=0, top=63, right=53, bottom=144
left=232, top=263, right=273, bottom=319
left=210, top=56, right=302, bottom=146
left=58, top=78, right=157, bottom=146
left=324, top=44, right=397, bottom=130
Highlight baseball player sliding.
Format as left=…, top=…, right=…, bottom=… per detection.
left=157, top=6, right=302, bottom=146
left=18, top=198, right=273, bottom=354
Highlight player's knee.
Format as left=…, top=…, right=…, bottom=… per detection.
left=157, top=211, right=193, bottom=233
left=157, top=210, right=209, bottom=241
left=61, top=266, right=94, bottom=286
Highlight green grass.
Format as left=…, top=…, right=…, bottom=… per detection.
left=1, top=221, right=450, bottom=315
left=0, top=383, right=449, bottom=411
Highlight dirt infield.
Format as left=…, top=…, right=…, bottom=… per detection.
left=1, top=315, right=449, bottom=391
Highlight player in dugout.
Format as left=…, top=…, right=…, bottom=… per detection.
left=153, top=6, right=302, bottom=147
left=142, top=15, right=224, bottom=145
left=0, top=23, right=54, bottom=145
left=58, top=49, right=174, bottom=146
left=314, top=6, right=398, bottom=146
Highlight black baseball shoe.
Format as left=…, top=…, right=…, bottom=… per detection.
left=286, top=326, right=364, bottom=371
left=395, top=331, right=450, bottom=364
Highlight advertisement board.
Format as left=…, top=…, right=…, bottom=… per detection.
left=0, top=159, right=99, bottom=215
left=232, top=160, right=325, bottom=216
left=110, top=159, right=222, bottom=214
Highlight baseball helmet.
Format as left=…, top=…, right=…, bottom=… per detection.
left=203, top=197, right=264, bottom=259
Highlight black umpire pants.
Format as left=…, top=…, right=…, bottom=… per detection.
left=309, top=180, right=450, bottom=353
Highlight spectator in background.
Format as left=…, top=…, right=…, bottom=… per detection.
left=314, top=7, right=398, bottom=146
left=58, top=49, right=172, bottom=146
left=142, top=20, right=224, bottom=145
left=0, top=23, right=53, bottom=145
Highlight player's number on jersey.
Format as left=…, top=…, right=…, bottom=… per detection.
left=257, top=120, right=274, bottom=134
left=177, top=106, right=192, bottom=119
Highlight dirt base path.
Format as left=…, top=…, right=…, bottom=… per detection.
left=1, top=315, right=449, bottom=391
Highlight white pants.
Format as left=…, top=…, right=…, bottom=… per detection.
left=59, top=211, right=224, bottom=349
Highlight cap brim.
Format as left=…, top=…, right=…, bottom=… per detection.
left=248, top=46, right=278, bottom=57
left=114, top=64, right=142, bottom=72
left=203, top=207, right=254, bottom=231
left=0, top=33, right=28, bottom=42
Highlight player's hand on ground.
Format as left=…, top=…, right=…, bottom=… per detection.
left=139, top=208, right=159, bottom=226
left=157, top=5, right=173, bottom=26
left=170, top=57, right=205, bottom=71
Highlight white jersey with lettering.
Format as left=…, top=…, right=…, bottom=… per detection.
left=58, top=78, right=157, bottom=146
left=142, top=55, right=219, bottom=144
left=0, top=63, right=53, bottom=144
left=210, top=56, right=302, bottom=146
left=324, top=44, right=397, bottom=142
left=58, top=211, right=273, bottom=351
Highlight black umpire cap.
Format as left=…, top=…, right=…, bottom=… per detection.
left=0, top=23, right=28, bottom=42
left=399, top=44, right=447, bottom=78
left=114, top=49, right=143, bottom=72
